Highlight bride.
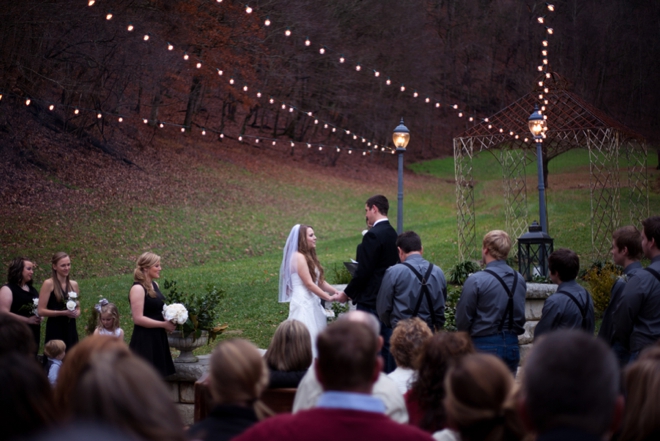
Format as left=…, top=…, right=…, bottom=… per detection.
left=279, top=224, right=342, bottom=357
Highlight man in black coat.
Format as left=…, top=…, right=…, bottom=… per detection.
left=340, top=195, right=399, bottom=372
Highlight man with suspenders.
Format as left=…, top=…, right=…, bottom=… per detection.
left=534, top=248, right=595, bottom=340
left=615, top=216, right=660, bottom=362
left=377, top=231, right=447, bottom=333
left=456, top=230, right=526, bottom=374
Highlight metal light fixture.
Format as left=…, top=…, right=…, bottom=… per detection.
left=528, top=105, right=549, bottom=233
left=518, top=221, right=554, bottom=282
left=393, top=118, right=410, bottom=234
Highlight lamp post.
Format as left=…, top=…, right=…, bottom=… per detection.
left=528, top=105, right=548, bottom=233
left=392, top=118, right=410, bottom=234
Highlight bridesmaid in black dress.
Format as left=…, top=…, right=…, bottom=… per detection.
left=38, top=252, right=80, bottom=350
left=129, top=252, right=176, bottom=377
left=0, top=257, right=43, bottom=354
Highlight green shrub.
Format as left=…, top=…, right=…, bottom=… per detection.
left=581, top=261, right=622, bottom=316
left=328, top=263, right=353, bottom=284
left=443, top=285, right=462, bottom=332
left=163, top=279, right=227, bottom=340
left=448, top=260, right=482, bottom=285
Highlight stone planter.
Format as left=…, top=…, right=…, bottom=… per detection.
left=168, top=330, right=209, bottom=363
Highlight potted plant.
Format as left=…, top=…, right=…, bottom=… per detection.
left=163, top=279, right=228, bottom=362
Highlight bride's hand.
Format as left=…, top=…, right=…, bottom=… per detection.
left=334, top=292, right=349, bottom=303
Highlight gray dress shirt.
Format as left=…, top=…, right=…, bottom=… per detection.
left=534, top=280, right=595, bottom=339
left=377, top=254, right=447, bottom=330
left=456, top=260, right=526, bottom=337
left=614, top=255, right=660, bottom=352
left=598, top=261, right=643, bottom=344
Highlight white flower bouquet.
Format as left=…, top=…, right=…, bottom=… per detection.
left=66, top=300, right=77, bottom=311
left=163, top=303, right=189, bottom=325
left=68, top=291, right=78, bottom=300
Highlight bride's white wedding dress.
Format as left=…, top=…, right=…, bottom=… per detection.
left=288, top=272, right=327, bottom=358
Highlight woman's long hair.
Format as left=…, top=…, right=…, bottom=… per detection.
left=51, top=252, right=71, bottom=302
left=297, top=225, right=324, bottom=285
left=133, top=252, right=160, bottom=298
left=69, top=348, right=185, bottom=441
left=444, top=353, right=525, bottom=441
left=209, top=339, right=270, bottom=419
left=619, top=347, right=660, bottom=441
left=409, top=331, right=475, bottom=432
left=264, top=320, right=312, bottom=372
left=7, top=256, right=31, bottom=286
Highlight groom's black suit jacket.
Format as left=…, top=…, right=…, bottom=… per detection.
left=345, top=220, right=399, bottom=310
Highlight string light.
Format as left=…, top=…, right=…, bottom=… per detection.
left=547, top=4, right=555, bottom=11
left=159, top=123, right=164, bottom=128
left=538, top=17, right=544, bottom=24
left=143, top=34, right=150, bottom=41
left=74, top=108, right=79, bottom=115
left=264, top=17, right=270, bottom=26
left=143, top=118, right=148, bottom=124
left=386, top=78, right=391, bottom=85
left=400, top=85, right=405, bottom=92
left=183, top=53, right=189, bottom=60
left=181, top=128, right=185, bottom=132
left=106, top=12, right=113, bottom=20
left=229, top=78, right=235, bottom=85
left=97, top=113, right=102, bottom=118
left=425, top=97, right=430, bottom=103
left=284, top=28, right=291, bottom=37
left=413, top=91, right=419, bottom=98
left=547, top=28, right=554, bottom=34
left=355, top=64, right=361, bottom=71
left=127, top=24, right=134, bottom=31
left=256, top=91, right=262, bottom=98
left=245, top=5, right=252, bottom=14
left=196, top=62, right=202, bottom=68
left=305, top=37, right=311, bottom=46
left=435, top=103, right=440, bottom=108
left=319, top=47, right=325, bottom=54
left=243, top=85, right=248, bottom=91
left=118, top=117, right=123, bottom=122
left=88, top=0, right=95, bottom=5
left=542, top=40, right=548, bottom=47
left=49, top=104, right=54, bottom=110
left=168, top=43, right=174, bottom=50
left=339, top=55, right=345, bottom=63
left=269, top=98, right=274, bottom=104
left=217, top=69, right=223, bottom=76
left=374, top=70, right=380, bottom=77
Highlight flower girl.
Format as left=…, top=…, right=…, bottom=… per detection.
left=93, top=300, right=124, bottom=339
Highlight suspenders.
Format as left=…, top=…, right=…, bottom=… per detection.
left=483, top=269, right=518, bottom=332
left=554, top=290, right=589, bottom=331
left=401, top=262, right=438, bottom=330
left=646, top=267, right=660, bottom=283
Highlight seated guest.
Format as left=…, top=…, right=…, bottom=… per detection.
left=0, top=311, right=37, bottom=357
left=67, top=347, right=185, bottom=441
left=406, top=332, right=475, bottom=433
left=519, top=330, right=623, bottom=441
left=187, top=339, right=270, bottom=441
left=292, top=310, right=408, bottom=423
left=388, top=318, right=433, bottom=394
left=534, top=248, right=595, bottom=339
left=435, top=353, right=526, bottom=441
left=618, top=346, right=660, bottom=441
left=233, top=320, right=434, bottom=441
left=54, top=334, right=130, bottom=412
left=0, top=353, right=57, bottom=440
left=265, top=320, right=312, bottom=388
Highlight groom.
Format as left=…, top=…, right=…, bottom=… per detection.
left=340, top=195, right=399, bottom=372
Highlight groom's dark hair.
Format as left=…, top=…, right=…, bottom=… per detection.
left=366, top=195, right=389, bottom=215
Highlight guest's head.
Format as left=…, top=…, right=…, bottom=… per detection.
left=44, top=339, right=66, bottom=360
left=642, top=216, right=660, bottom=258
left=548, top=248, right=580, bottom=284
left=297, top=225, right=324, bottom=284
left=209, top=339, right=269, bottom=407
left=0, top=312, right=37, bottom=357
left=133, top=252, right=161, bottom=298
left=69, top=348, right=185, bottom=441
left=265, top=320, right=312, bottom=372
left=396, top=231, right=423, bottom=258
left=51, top=251, right=71, bottom=302
left=410, top=331, right=475, bottom=432
left=612, top=225, right=643, bottom=264
left=619, top=354, right=660, bottom=441
left=55, top=335, right=130, bottom=413
left=0, top=353, right=57, bottom=440
left=7, top=256, right=35, bottom=286
left=520, top=330, right=622, bottom=437
left=337, top=310, right=382, bottom=349
left=483, top=230, right=511, bottom=261
left=390, top=317, right=432, bottom=369
left=366, top=194, right=389, bottom=216
left=445, top=353, right=524, bottom=441
left=315, top=320, right=380, bottom=393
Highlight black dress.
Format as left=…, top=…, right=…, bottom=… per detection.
left=129, top=282, right=175, bottom=377
left=5, top=283, right=41, bottom=352
left=186, top=404, right=258, bottom=441
left=44, top=290, right=79, bottom=350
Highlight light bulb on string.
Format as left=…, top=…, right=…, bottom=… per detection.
left=435, top=103, right=440, bottom=108
left=219, top=133, right=224, bottom=138
left=332, top=127, right=336, bottom=132
left=538, top=17, right=544, bottom=24
left=386, top=78, right=391, bottom=85
left=243, top=85, right=248, bottom=92
left=541, top=106, right=546, bottom=111
left=183, top=53, right=189, bottom=60
left=488, top=124, right=493, bottom=129
left=281, top=104, right=286, bottom=109
left=196, top=62, right=202, bottom=68
left=324, top=124, right=328, bottom=129
left=74, top=108, right=79, bottom=115
left=97, top=113, right=102, bottom=119
left=400, top=84, right=405, bottom=92
left=118, top=117, right=123, bottom=122
left=545, top=72, right=551, bottom=78
left=181, top=128, right=185, bottom=132
left=159, top=123, right=164, bottom=128
left=314, top=119, right=319, bottom=124
left=458, top=112, right=463, bottom=117
left=336, top=147, right=340, bottom=152
left=307, top=112, right=312, bottom=117
left=49, top=104, right=54, bottom=111
left=453, top=104, right=458, bottom=109
left=289, top=107, right=294, bottom=113
left=238, top=135, right=243, bottom=141
left=346, top=130, right=350, bottom=134
left=319, top=47, right=325, bottom=54
left=307, top=143, right=311, bottom=148
left=339, top=55, right=345, bottom=63
left=229, top=78, right=235, bottom=85
left=217, top=69, right=223, bottom=76
left=509, top=131, right=514, bottom=136
left=544, top=99, right=549, bottom=104
left=374, top=70, right=380, bottom=77
left=355, top=64, right=361, bottom=71
left=524, top=137, right=529, bottom=142
left=547, top=27, right=553, bottom=34
left=245, top=5, right=252, bottom=13
left=538, top=81, right=544, bottom=86
left=363, top=152, right=367, bottom=156
left=255, top=139, right=259, bottom=143
left=285, top=28, right=291, bottom=37
left=499, top=128, right=504, bottom=133
left=469, top=117, right=474, bottom=122
left=290, top=141, right=295, bottom=147
left=353, top=134, right=357, bottom=140
left=127, top=23, right=134, bottom=31
left=256, top=91, right=262, bottom=98
left=88, top=0, right=95, bottom=5
left=362, top=138, right=366, bottom=143
left=543, top=58, right=548, bottom=65
left=202, top=130, right=206, bottom=135
left=143, top=118, right=148, bottom=124
left=305, top=37, right=311, bottom=46
left=539, top=94, right=544, bottom=99
left=264, top=16, right=270, bottom=26
left=542, top=40, right=548, bottom=47
left=515, top=134, right=519, bottom=139
left=168, top=43, right=174, bottom=50
left=269, top=98, right=274, bottom=104
left=542, top=50, right=548, bottom=56
left=272, top=141, right=276, bottom=145
left=348, top=150, right=352, bottom=154
left=368, top=142, right=372, bottom=146
left=319, top=146, right=323, bottom=151
left=106, top=12, right=113, bottom=20
left=547, top=4, right=555, bottom=11
left=413, top=91, right=418, bottom=97
left=143, top=34, right=150, bottom=41
left=537, top=66, right=543, bottom=71
left=425, top=97, right=430, bottom=103
left=544, top=88, right=549, bottom=93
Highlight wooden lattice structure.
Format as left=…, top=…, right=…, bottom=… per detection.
left=454, top=73, right=649, bottom=261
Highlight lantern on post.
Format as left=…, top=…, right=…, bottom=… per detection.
left=392, top=118, right=410, bottom=234
left=518, top=221, right=554, bottom=282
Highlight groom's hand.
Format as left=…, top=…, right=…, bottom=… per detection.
left=335, top=292, right=349, bottom=303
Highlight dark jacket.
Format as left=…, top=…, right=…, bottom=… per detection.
left=268, top=369, right=306, bottom=389
left=187, top=404, right=258, bottom=441
left=344, top=220, right=398, bottom=309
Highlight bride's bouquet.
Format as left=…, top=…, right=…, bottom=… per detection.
left=163, top=303, right=189, bottom=325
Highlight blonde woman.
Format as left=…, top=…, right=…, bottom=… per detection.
left=38, top=252, right=80, bottom=349
left=187, top=339, right=269, bottom=441
left=128, top=252, right=175, bottom=377
left=264, top=319, right=312, bottom=388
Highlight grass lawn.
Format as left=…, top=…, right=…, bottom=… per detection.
left=3, top=148, right=658, bottom=353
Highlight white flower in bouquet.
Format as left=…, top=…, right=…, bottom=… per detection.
left=163, top=303, right=189, bottom=325
left=68, top=291, right=78, bottom=300
left=32, top=298, right=39, bottom=316
left=66, top=300, right=77, bottom=311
